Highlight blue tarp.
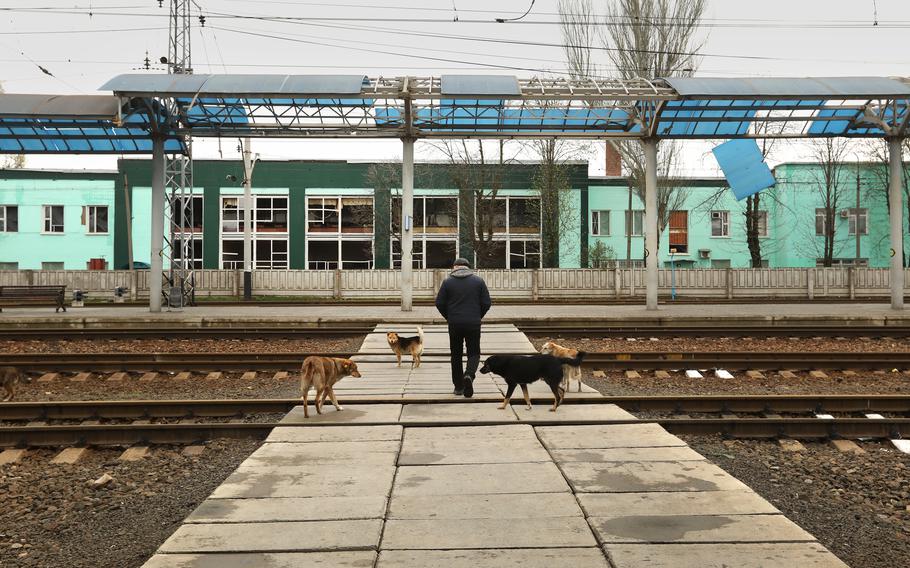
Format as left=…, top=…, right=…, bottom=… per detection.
left=712, top=139, right=775, bottom=200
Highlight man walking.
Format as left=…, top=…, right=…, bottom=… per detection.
left=434, top=257, right=491, bottom=397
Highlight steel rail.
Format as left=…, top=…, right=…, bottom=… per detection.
left=1, top=395, right=908, bottom=421
left=1, top=417, right=907, bottom=446
left=4, top=350, right=910, bottom=371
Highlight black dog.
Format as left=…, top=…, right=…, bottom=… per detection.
left=480, top=353, right=585, bottom=412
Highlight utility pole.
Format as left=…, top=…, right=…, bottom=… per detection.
left=855, top=162, right=862, bottom=263
left=241, top=138, right=257, bottom=300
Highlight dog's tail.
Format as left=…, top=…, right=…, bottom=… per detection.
left=417, top=325, right=424, bottom=343
left=559, top=351, right=585, bottom=367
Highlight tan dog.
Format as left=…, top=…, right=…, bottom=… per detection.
left=540, top=341, right=584, bottom=393
left=386, top=326, right=424, bottom=368
left=1, top=366, right=29, bottom=402
left=299, top=356, right=362, bottom=418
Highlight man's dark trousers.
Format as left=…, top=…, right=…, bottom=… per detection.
left=448, top=323, right=481, bottom=387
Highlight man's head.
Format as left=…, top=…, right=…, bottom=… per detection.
left=453, top=257, right=471, bottom=270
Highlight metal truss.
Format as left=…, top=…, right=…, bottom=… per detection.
left=163, top=0, right=195, bottom=309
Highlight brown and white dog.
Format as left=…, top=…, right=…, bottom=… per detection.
left=299, top=356, right=362, bottom=418
left=540, top=341, right=584, bottom=393
left=1, top=366, right=29, bottom=402
left=386, top=326, right=424, bottom=368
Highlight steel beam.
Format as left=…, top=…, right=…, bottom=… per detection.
left=150, top=137, right=165, bottom=313
left=401, top=137, right=415, bottom=311
left=889, top=137, right=905, bottom=310
left=643, top=139, right=659, bottom=310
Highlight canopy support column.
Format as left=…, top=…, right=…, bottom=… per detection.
left=242, top=137, right=253, bottom=300
left=150, top=137, right=165, bottom=313
left=643, top=138, right=659, bottom=311
left=889, top=137, right=905, bottom=310
left=401, top=137, right=415, bottom=312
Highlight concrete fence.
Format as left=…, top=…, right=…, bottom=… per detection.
left=0, top=267, right=903, bottom=301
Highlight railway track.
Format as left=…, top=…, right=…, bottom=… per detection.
left=3, top=324, right=910, bottom=340
left=0, top=396, right=907, bottom=446
left=4, top=350, right=910, bottom=371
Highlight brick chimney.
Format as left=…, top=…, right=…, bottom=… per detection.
left=605, top=142, right=622, bottom=177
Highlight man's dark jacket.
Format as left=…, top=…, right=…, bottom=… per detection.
left=435, top=267, right=491, bottom=325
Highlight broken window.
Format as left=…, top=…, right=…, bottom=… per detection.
left=425, top=240, right=458, bottom=268
left=509, top=240, right=541, bottom=269
left=391, top=239, right=424, bottom=269
left=476, top=240, right=507, bottom=268
left=0, top=205, right=19, bottom=233
left=508, top=198, right=539, bottom=234
left=255, top=239, right=289, bottom=269
left=307, top=240, right=338, bottom=270
left=86, top=205, right=109, bottom=234
left=308, top=197, right=339, bottom=232
left=341, top=240, right=373, bottom=269
left=221, top=240, right=244, bottom=269
left=424, top=197, right=458, bottom=233
left=256, top=197, right=288, bottom=232
left=222, top=197, right=244, bottom=233
left=43, top=205, right=64, bottom=233
left=341, top=197, right=373, bottom=234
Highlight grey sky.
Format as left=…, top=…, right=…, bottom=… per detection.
left=2, top=0, right=909, bottom=174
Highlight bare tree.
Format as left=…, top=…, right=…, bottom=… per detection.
left=862, top=138, right=910, bottom=266
left=593, top=0, right=708, bottom=257
left=528, top=138, right=586, bottom=266
left=559, top=0, right=597, bottom=80
left=809, top=138, right=853, bottom=267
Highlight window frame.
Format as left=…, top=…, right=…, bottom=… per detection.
left=85, top=205, right=109, bottom=235
left=42, top=205, right=64, bottom=234
left=710, top=210, right=730, bottom=238
left=815, top=208, right=827, bottom=236
left=757, top=210, right=769, bottom=238
left=0, top=205, right=18, bottom=233
left=591, top=210, right=610, bottom=237
left=624, top=210, right=644, bottom=237
left=848, top=207, right=869, bottom=236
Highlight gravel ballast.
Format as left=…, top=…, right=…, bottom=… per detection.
left=686, top=436, right=910, bottom=568
left=0, top=439, right=260, bottom=568
left=0, top=336, right=364, bottom=355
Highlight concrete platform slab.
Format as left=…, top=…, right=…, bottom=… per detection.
left=604, top=543, right=849, bottom=568
left=399, top=403, right=517, bottom=423
left=377, top=549, right=609, bottom=568
left=398, top=439, right=551, bottom=465
left=158, top=520, right=383, bottom=553
left=513, top=404, right=637, bottom=422
left=381, top=517, right=597, bottom=549
left=394, top=463, right=569, bottom=496
left=280, top=404, right=402, bottom=424
left=561, top=461, right=751, bottom=493
left=551, top=446, right=705, bottom=463
left=388, top=493, right=583, bottom=519
left=187, top=496, right=388, bottom=523
left=403, top=424, right=533, bottom=440
left=578, top=491, right=779, bottom=517
left=536, top=423, right=687, bottom=449
left=266, top=425, right=402, bottom=443
left=211, top=465, right=395, bottom=498
left=590, top=514, right=815, bottom=544
left=142, top=552, right=377, bottom=568
left=241, top=441, right=399, bottom=467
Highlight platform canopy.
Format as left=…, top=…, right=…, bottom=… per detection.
left=91, top=73, right=910, bottom=141
left=0, top=93, right=184, bottom=154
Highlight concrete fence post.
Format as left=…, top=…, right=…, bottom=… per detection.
left=130, top=270, right=138, bottom=301
left=849, top=267, right=856, bottom=300
left=725, top=268, right=733, bottom=300
left=629, top=269, right=636, bottom=297
left=807, top=268, right=815, bottom=300
left=233, top=270, right=240, bottom=298
left=531, top=269, right=540, bottom=301
left=333, top=269, right=342, bottom=300
left=613, top=268, right=621, bottom=298
left=24, top=269, right=34, bottom=286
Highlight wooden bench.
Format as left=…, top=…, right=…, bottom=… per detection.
left=0, top=285, right=67, bottom=313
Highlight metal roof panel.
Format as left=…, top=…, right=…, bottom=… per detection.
left=0, top=94, right=120, bottom=118
left=440, top=75, right=521, bottom=96
left=663, top=77, right=910, bottom=98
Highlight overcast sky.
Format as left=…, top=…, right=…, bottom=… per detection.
left=2, top=0, right=910, bottom=175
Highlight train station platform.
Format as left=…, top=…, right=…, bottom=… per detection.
left=141, top=325, right=847, bottom=568
left=2, top=301, right=910, bottom=329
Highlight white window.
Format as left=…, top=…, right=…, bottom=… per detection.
left=85, top=205, right=109, bottom=234
left=508, top=240, right=542, bottom=269
left=42, top=261, right=64, bottom=270
left=757, top=210, right=769, bottom=238
left=815, top=208, right=827, bottom=236
left=591, top=210, right=610, bottom=236
left=221, top=197, right=244, bottom=233
left=173, top=195, right=204, bottom=232
left=173, top=237, right=204, bottom=270
left=710, top=211, right=729, bottom=237
left=624, top=210, right=643, bottom=237
left=0, top=206, right=18, bottom=232
left=43, top=205, right=64, bottom=233
left=848, top=208, right=868, bottom=236
left=307, top=197, right=340, bottom=233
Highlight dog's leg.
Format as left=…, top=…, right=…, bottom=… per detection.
left=396, top=352, right=401, bottom=367
left=575, top=367, right=582, bottom=392
left=301, top=384, right=310, bottom=418
left=327, top=386, right=343, bottom=411
left=547, top=382, right=564, bottom=412
left=520, top=384, right=532, bottom=410
left=499, top=383, right=517, bottom=410
left=315, top=386, right=325, bottom=414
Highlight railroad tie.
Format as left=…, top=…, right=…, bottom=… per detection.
left=272, top=371, right=288, bottom=380
left=745, top=370, right=765, bottom=379
left=654, top=370, right=671, bottom=379
left=842, top=370, right=857, bottom=377
left=205, top=372, right=222, bottom=381
left=119, top=446, right=149, bottom=462
left=241, top=371, right=257, bottom=380
left=175, top=372, right=192, bottom=381
left=685, top=370, right=703, bottom=379
left=37, top=373, right=57, bottom=383
left=69, top=372, right=90, bottom=382
left=715, top=369, right=734, bottom=379
left=107, top=372, right=126, bottom=382
left=778, top=439, right=806, bottom=452
left=778, top=370, right=798, bottom=379
left=182, top=445, right=205, bottom=457
left=830, top=440, right=865, bottom=454
left=0, top=449, right=28, bottom=465
left=809, top=370, right=829, bottom=379
left=624, top=370, right=641, bottom=379
left=139, top=372, right=158, bottom=382
left=51, top=447, right=88, bottom=464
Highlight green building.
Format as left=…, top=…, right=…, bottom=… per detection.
left=1, top=159, right=907, bottom=271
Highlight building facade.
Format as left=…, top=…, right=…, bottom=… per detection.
left=1, top=159, right=908, bottom=271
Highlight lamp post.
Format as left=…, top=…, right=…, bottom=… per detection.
left=669, top=248, right=677, bottom=301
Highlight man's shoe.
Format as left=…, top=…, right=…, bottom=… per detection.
left=463, top=374, right=474, bottom=398
left=453, top=387, right=464, bottom=396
